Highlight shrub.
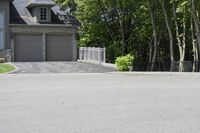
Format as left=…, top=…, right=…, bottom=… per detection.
left=115, top=54, right=134, bottom=71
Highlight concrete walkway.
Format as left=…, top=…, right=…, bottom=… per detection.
left=11, top=62, right=116, bottom=74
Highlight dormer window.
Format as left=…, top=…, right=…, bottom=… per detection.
left=26, top=0, right=56, bottom=23
left=40, top=8, right=47, bottom=21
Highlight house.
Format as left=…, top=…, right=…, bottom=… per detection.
left=0, top=0, right=77, bottom=62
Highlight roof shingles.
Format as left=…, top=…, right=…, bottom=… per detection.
left=10, top=0, right=64, bottom=24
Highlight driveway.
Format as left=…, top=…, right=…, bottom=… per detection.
left=1, top=73, right=200, bottom=133
left=11, top=62, right=116, bottom=74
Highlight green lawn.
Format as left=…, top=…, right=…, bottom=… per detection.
left=0, top=64, right=15, bottom=74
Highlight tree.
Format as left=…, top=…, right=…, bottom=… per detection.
left=55, top=0, right=200, bottom=72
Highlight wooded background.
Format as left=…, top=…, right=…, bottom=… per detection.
left=55, top=0, right=200, bottom=72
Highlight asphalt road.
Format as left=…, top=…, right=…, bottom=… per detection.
left=1, top=73, right=200, bottom=133
left=11, top=62, right=116, bottom=74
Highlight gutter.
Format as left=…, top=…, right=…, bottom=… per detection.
left=9, top=24, right=78, bottom=29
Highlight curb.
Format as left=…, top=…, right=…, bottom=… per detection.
left=102, top=63, right=117, bottom=69
left=77, top=60, right=117, bottom=69
left=108, top=71, right=200, bottom=76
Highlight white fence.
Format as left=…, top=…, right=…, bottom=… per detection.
left=79, top=47, right=106, bottom=64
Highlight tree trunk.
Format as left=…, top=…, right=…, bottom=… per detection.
left=191, top=0, right=200, bottom=62
left=181, top=8, right=186, bottom=72
left=191, top=15, right=199, bottom=72
left=118, top=11, right=126, bottom=55
left=148, top=34, right=154, bottom=71
left=159, top=0, right=174, bottom=71
left=147, top=0, right=158, bottom=71
left=173, top=0, right=184, bottom=72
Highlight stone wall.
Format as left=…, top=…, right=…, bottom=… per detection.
left=0, top=49, right=11, bottom=62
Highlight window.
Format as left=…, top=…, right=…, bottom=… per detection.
left=40, top=8, right=47, bottom=21
left=0, top=10, right=5, bottom=50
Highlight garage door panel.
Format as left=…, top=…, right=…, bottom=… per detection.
left=47, top=48, right=72, bottom=61
left=16, top=49, right=42, bottom=55
left=14, top=34, right=43, bottom=62
left=14, top=33, right=74, bottom=62
left=46, top=34, right=73, bottom=61
left=16, top=45, right=42, bottom=48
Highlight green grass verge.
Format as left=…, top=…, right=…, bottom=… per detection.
left=0, top=64, right=15, bottom=74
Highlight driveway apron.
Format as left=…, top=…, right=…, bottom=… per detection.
left=11, top=62, right=116, bottom=74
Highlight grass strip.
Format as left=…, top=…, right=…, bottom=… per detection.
left=0, top=64, right=15, bottom=74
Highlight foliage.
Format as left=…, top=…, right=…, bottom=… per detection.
left=115, top=54, right=134, bottom=71
left=55, top=0, right=200, bottom=71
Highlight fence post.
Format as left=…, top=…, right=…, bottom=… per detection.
left=103, top=48, right=106, bottom=63
left=98, top=48, right=100, bottom=64
left=84, top=47, right=86, bottom=60
left=80, top=47, right=82, bottom=60
left=79, top=47, right=81, bottom=60
left=88, top=47, right=90, bottom=61
left=79, top=47, right=106, bottom=64
left=93, top=47, right=95, bottom=62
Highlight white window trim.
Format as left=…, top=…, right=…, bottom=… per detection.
left=39, top=7, right=48, bottom=22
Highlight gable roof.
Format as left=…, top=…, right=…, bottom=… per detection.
left=10, top=0, right=64, bottom=25
left=10, top=0, right=36, bottom=24
left=26, top=0, right=55, bottom=8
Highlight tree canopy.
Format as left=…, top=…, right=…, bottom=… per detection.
left=55, top=0, right=200, bottom=72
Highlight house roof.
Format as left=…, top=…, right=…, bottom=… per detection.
left=26, top=0, right=56, bottom=8
left=10, top=0, right=77, bottom=26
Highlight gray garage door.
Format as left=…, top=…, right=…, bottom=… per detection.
left=46, top=34, right=73, bottom=61
left=14, top=34, right=43, bottom=62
